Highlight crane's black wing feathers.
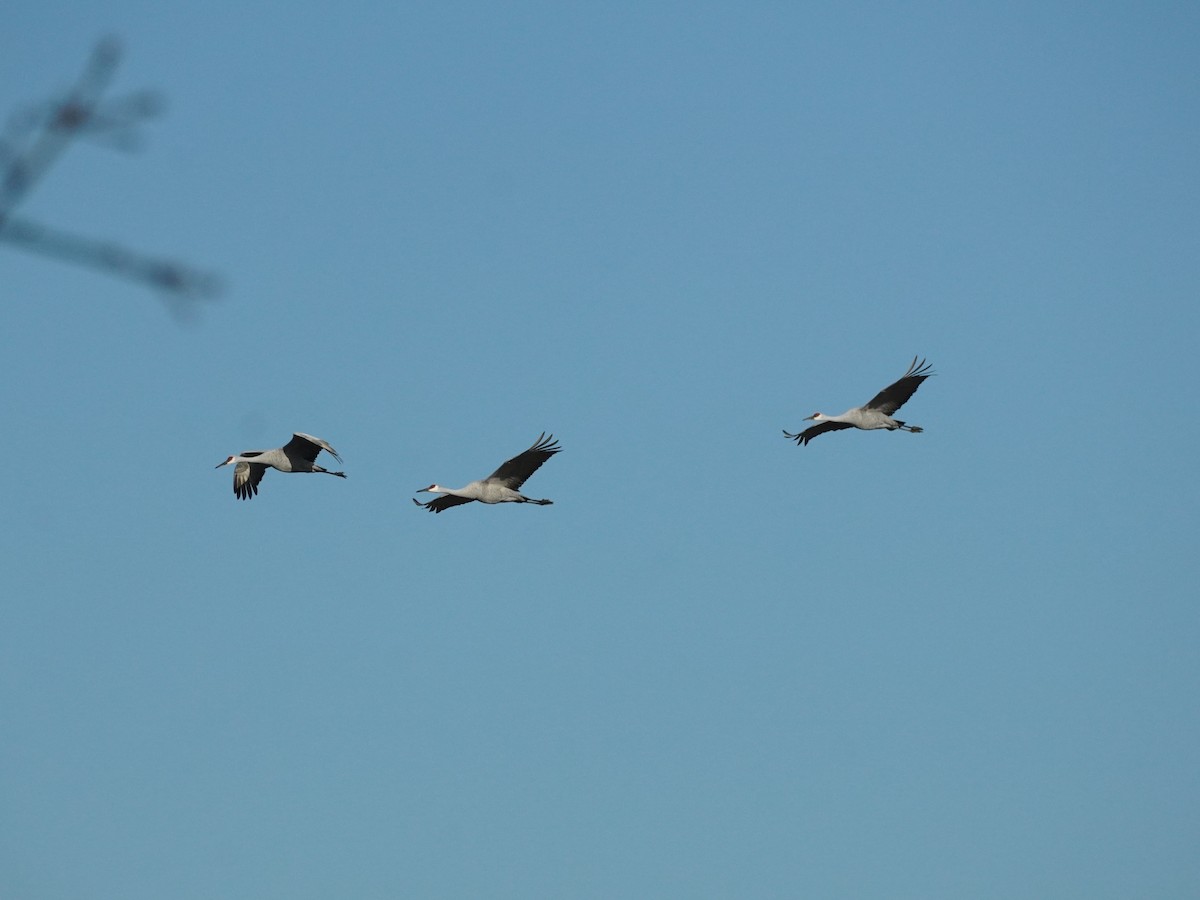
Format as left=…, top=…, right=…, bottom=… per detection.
left=284, top=432, right=340, bottom=464
left=783, top=421, right=855, bottom=446
left=863, top=356, right=934, bottom=415
left=487, top=433, right=561, bottom=489
left=412, top=495, right=476, bottom=514
left=234, top=461, right=266, bottom=499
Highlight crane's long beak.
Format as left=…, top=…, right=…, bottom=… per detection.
left=803, top=414, right=817, bottom=421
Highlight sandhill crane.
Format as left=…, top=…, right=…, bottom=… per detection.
left=215, top=432, right=346, bottom=500
left=414, top=433, right=560, bottom=513
left=784, top=357, right=934, bottom=446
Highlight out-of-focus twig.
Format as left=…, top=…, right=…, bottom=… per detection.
left=0, top=36, right=121, bottom=219
left=0, top=36, right=223, bottom=313
left=1, top=216, right=222, bottom=295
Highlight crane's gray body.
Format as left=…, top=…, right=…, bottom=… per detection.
left=821, top=407, right=914, bottom=431
left=448, top=480, right=538, bottom=504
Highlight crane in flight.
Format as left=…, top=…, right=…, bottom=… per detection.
left=784, top=357, right=933, bottom=447
left=215, top=432, right=346, bottom=500
left=414, top=433, right=560, bottom=513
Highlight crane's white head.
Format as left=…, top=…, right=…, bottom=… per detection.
left=416, top=484, right=446, bottom=494
left=215, top=455, right=236, bottom=468
left=803, top=412, right=827, bottom=422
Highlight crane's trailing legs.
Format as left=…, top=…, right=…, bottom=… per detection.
left=312, top=465, right=347, bottom=478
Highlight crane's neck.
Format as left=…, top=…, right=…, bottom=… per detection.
left=821, top=411, right=856, bottom=424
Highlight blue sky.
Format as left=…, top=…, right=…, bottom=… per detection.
left=2, top=2, right=1198, bottom=897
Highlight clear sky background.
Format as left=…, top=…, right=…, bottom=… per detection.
left=2, top=2, right=1198, bottom=898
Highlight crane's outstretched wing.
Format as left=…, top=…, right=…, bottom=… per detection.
left=486, top=433, right=561, bottom=489
left=783, top=422, right=855, bottom=446
left=285, top=432, right=341, bottom=464
left=412, top=495, right=476, bottom=514
left=234, top=460, right=266, bottom=500
left=863, top=357, right=933, bottom=415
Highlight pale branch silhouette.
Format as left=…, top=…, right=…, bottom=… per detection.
left=0, top=37, right=222, bottom=312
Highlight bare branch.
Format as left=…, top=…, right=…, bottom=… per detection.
left=0, top=36, right=224, bottom=316
left=0, top=215, right=222, bottom=300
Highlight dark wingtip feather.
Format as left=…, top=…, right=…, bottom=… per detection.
left=531, top=432, right=562, bottom=455
left=905, top=356, right=934, bottom=379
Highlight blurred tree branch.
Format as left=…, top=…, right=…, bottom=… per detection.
left=0, top=37, right=223, bottom=312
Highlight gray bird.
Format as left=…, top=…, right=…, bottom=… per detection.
left=215, top=432, right=346, bottom=500
left=784, top=357, right=933, bottom=446
left=414, top=433, right=560, bottom=513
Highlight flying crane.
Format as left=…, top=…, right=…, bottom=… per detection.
left=784, top=357, right=933, bottom=446
left=414, top=433, right=560, bottom=513
left=215, top=432, right=346, bottom=500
